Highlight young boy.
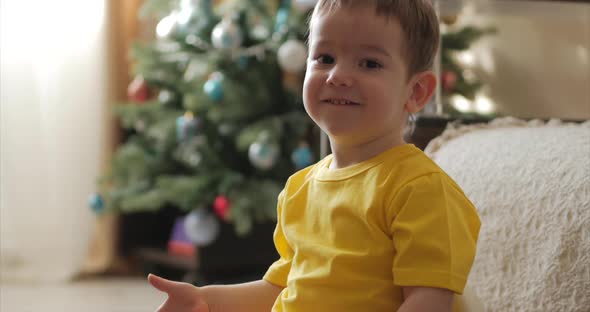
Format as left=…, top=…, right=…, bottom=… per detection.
left=148, top=1, right=481, bottom=311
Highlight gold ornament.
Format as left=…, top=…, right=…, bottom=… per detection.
left=442, top=15, right=458, bottom=26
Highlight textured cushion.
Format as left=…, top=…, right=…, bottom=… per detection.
left=425, top=117, right=590, bottom=312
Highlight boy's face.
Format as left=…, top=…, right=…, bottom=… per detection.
left=304, top=6, right=413, bottom=146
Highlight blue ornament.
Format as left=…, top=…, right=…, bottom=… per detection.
left=238, top=56, right=249, bottom=69
left=88, top=193, right=105, bottom=215
left=203, top=72, right=224, bottom=102
left=176, top=111, right=200, bottom=142
left=179, top=0, right=213, bottom=17
left=199, top=0, right=213, bottom=14
left=291, top=143, right=314, bottom=169
left=275, top=7, right=290, bottom=32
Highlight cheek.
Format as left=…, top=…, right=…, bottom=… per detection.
left=303, top=73, right=321, bottom=106
left=361, top=82, right=405, bottom=116
left=367, top=78, right=403, bottom=103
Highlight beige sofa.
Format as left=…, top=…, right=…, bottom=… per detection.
left=426, top=117, right=590, bottom=312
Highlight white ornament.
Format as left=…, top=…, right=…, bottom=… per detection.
left=134, top=119, right=146, bottom=132
left=184, top=209, right=220, bottom=246
left=293, top=0, right=318, bottom=12
left=211, top=18, right=243, bottom=50
left=278, top=39, right=308, bottom=73
left=251, top=24, right=270, bottom=41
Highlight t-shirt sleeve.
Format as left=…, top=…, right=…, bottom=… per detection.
left=263, top=189, right=293, bottom=287
left=389, top=173, right=481, bottom=294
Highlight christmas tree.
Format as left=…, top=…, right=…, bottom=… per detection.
left=92, top=0, right=319, bottom=239
left=439, top=17, right=496, bottom=117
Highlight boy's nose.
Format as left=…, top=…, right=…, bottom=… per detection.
left=326, top=65, right=353, bottom=87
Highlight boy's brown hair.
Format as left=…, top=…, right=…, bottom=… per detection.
left=310, top=0, right=440, bottom=77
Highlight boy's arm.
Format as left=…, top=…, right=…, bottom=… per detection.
left=397, top=286, right=453, bottom=312
left=149, top=274, right=283, bottom=312
left=200, top=279, right=283, bottom=312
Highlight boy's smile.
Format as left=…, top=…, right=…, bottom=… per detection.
left=322, top=98, right=361, bottom=106
left=303, top=5, right=413, bottom=159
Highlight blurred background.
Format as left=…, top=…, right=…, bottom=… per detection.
left=1, top=0, right=589, bottom=311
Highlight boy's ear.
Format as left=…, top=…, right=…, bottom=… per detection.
left=405, top=71, right=437, bottom=114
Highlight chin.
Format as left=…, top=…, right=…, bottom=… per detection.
left=322, top=127, right=365, bottom=144
left=319, top=122, right=352, bottom=137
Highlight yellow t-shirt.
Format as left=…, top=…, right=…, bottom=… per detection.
left=263, top=144, right=481, bottom=311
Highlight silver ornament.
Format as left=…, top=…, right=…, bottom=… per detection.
left=183, top=209, right=220, bottom=246
left=278, top=39, right=308, bottom=73
left=211, top=18, right=243, bottom=50
left=248, top=140, right=280, bottom=170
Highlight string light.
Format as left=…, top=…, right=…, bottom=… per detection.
left=475, top=94, right=495, bottom=114
left=456, top=51, right=476, bottom=67
left=156, top=13, right=178, bottom=38
left=451, top=95, right=473, bottom=113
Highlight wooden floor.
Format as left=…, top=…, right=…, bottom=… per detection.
left=0, top=277, right=167, bottom=312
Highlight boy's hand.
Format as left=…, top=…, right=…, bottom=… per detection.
left=148, top=274, right=210, bottom=312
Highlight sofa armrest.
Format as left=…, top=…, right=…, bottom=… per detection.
left=426, top=117, right=590, bottom=312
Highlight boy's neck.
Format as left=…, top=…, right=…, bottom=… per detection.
left=328, top=132, right=406, bottom=170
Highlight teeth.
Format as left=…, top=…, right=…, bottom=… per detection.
left=330, top=99, right=352, bottom=105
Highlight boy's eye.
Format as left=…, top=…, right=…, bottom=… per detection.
left=316, top=54, right=335, bottom=64
left=361, top=59, right=383, bottom=69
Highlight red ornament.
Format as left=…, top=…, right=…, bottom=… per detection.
left=127, top=76, right=150, bottom=103
left=441, top=70, right=458, bottom=93
left=213, top=196, right=231, bottom=221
